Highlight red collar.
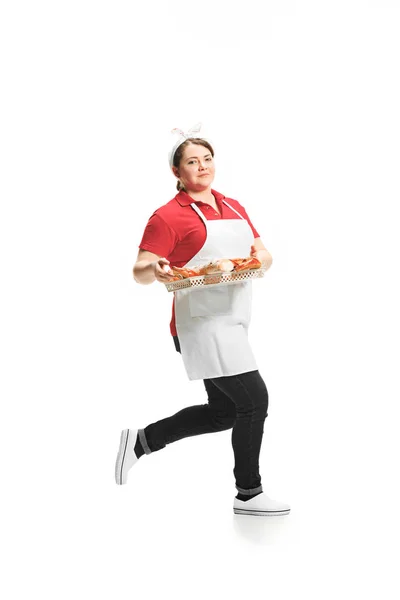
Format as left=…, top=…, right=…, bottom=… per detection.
left=175, top=189, right=226, bottom=207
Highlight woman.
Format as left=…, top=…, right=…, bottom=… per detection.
left=115, top=124, right=290, bottom=517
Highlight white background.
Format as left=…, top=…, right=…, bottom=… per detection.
left=1, top=0, right=399, bottom=598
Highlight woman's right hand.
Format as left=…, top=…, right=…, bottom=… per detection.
left=153, top=258, right=176, bottom=283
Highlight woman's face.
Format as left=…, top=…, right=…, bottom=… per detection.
left=173, top=143, right=215, bottom=192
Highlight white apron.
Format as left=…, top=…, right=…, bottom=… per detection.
left=174, top=199, right=259, bottom=380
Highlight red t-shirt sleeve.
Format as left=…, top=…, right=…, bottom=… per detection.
left=138, top=213, right=179, bottom=258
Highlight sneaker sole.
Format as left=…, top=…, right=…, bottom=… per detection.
left=115, top=429, right=132, bottom=485
left=233, top=508, right=291, bottom=516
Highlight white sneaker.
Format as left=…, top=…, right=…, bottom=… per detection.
left=115, top=429, right=139, bottom=485
left=233, top=492, right=290, bottom=516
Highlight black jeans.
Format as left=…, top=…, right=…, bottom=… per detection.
left=139, top=336, right=269, bottom=495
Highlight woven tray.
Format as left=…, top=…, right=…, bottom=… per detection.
left=164, top=262, right=268, bottom=292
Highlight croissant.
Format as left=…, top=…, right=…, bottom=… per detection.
left=231, top=257, right=262, bottom=271
left=170, top=266, right=199, bottom=279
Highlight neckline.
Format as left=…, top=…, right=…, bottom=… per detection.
left=193, top=194, right=222, bottom=216
left=191, top=198, right=247, bottom=222
left=208, top=200, right=221, bottom=216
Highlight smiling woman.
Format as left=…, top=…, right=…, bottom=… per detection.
left=115, top=123, right=290, bottom=518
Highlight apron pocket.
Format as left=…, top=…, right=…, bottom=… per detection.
left=189, top=285, right=233, bottom=317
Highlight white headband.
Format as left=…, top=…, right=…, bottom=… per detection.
left=168, top=122, right=203, bottom=168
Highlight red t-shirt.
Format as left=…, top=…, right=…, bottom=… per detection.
left=138, top=189, right=260, bottom=336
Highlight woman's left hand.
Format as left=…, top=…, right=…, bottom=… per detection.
left=250, top=245, right=265, bottom=260
left=250, top=245, right=272, bottom=266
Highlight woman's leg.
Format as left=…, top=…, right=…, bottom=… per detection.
left=208, top=370, right=269, bottom=497
left=140, top=379, right=237, bottom=453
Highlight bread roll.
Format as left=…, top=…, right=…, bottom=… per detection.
left=202, top=259, right=235, bottom=274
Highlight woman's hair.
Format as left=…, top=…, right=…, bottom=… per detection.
left=173, top=138, right=215, bottom=192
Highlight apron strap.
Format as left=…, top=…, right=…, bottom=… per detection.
left=190, top=202, right=208, bottom=224
left=221, top=199, right=246, bottom=220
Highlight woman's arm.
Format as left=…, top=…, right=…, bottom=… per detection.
left=251, top=237, right=273, bottom=271
left=133, top=249, right=176, bottom=285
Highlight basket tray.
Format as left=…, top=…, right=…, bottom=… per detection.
left=164, top=263, right=268, bottom=292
